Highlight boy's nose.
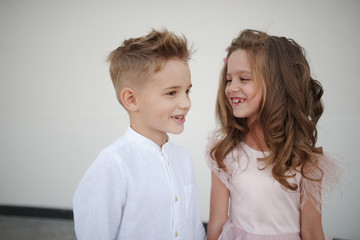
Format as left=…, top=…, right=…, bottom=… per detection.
left=179, top=95, right=191, bottom=109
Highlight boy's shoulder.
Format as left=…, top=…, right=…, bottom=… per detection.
left=102, top=133, right=131, bottom=151
left=99, top=131, right=140, bottom=158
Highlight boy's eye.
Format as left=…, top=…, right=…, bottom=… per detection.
left=168, top=91, right=176, bottom=96
left=186, top=89, right=191, bottom=94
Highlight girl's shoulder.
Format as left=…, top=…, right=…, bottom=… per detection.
left=300, top=152, right=343, bottom=211
left=204, top=131, right=227, bottom=169
left=301, top=152, right=342, bottom=184
left=204, top=131, right=238, bottom=189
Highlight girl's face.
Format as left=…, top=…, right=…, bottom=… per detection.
left=225, top=49, right=263, bottom=124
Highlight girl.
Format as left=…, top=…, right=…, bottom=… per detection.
left=206, top=29, right=339, bottom=240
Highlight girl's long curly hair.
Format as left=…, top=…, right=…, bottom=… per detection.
left=210, top=29, right=324, bottom=190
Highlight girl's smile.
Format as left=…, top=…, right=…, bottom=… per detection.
left=230, top=97, right=246, bottom=104
left=225, top=49, right=263, bottom=123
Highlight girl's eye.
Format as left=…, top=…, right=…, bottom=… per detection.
left=168, top=91, right=176, bottom=96
left=240, top=77, right=250, bottom=81
left=186, top=89, right=191, bottom=95
left=225, top=79, right=232, bottom=84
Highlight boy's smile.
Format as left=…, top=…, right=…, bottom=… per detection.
left=130, top=59, right=192, bottom=146
left=171, top=115, right=185, bottom=123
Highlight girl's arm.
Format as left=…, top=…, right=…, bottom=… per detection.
left=300, top=197, right=325, bottom=240
left=207, top=172, right=230, bottom=240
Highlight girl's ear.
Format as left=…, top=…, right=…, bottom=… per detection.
left=120, top=87, right=139, bottom=112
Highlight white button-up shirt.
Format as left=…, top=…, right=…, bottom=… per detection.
left=73, top=127, right=206, bottom=240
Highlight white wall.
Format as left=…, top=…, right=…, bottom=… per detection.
left=1, top=0, right=359, bottom=239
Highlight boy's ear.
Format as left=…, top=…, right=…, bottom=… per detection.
left=120, top=87, right=139, bottom=112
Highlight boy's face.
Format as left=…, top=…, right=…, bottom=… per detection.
left=133, top=59, right=192, bottom=146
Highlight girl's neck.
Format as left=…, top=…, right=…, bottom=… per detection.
left=244, top=122, right=269, bottom=151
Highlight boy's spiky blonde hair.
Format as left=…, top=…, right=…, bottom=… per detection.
left=107, top=29, right=193, bottom=106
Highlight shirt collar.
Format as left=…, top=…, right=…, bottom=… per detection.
left=125, top=126, right=170, bottom=154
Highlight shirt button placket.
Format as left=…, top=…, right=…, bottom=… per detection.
left=174, top=195, right=179, bottom=238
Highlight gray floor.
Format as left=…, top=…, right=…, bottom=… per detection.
left=0, top=215, right=350, bottom=240
left=0, top=215, right=76, bottom=240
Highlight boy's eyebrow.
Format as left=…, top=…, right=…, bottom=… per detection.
left=163, top=84, right=192, bottom=90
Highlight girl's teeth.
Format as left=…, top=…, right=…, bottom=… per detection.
left=232, top=98, right=244, bottom=103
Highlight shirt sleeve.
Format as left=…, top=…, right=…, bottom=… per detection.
left=190, top=177, right=207, bottom=240
left=73, top=151, right=126, bottom=240
left=300, top=152, right=342, bottom=212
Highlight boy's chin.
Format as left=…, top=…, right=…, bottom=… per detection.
left=168, top=127, right=185, bottom=135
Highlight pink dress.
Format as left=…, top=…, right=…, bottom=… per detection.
left=206, top=138, right=340, bottom=240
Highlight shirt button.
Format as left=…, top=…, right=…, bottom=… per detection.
left=174, top=196, right=178, bottom=202
left=175, top=231, right=179, bottom=237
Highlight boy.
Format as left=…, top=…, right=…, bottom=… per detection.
left=73, top=29, right=206, bottom=240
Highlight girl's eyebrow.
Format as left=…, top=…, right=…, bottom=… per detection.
left=227, top=70, right=252, bottom=76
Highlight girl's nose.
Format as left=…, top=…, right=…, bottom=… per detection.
left=227, top=81, right=241, bottom=92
